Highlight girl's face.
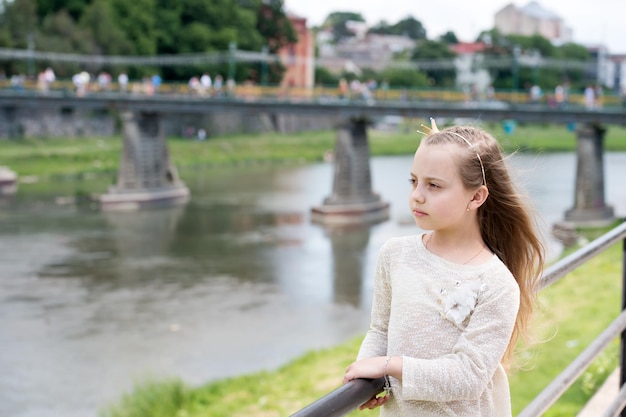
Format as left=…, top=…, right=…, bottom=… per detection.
left=409, top=143, right=476, bottom=231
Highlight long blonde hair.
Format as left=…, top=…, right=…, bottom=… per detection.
left=422, top=125, right=545, bottom=367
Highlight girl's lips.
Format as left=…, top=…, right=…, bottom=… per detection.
left=413, top=209, right=427, bottom=217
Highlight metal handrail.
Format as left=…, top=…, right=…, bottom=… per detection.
left=517, top=310, right=626, bottom=416
left=540, top=222, right=626, bottom=289
left=515, top=221, right=626, bottom=416
left=289, top=221, right=626, bottom=417
left=604, top=383, right=626, bottom=417
left=290, top=377, right=385, bottom=417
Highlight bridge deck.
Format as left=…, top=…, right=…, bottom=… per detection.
left=1, top=90, right=626, bottom=125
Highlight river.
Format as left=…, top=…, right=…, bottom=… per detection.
left=1, top=152, right=626, bottom=417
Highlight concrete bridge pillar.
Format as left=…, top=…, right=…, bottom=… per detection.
left=311, top=118, right=389, bottom=225
left=564, top=122, right=614, bottom=224
left=99, top=111, right=189, bottom=211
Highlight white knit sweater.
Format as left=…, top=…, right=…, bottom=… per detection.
left=357, top=234, right=520, bottom=416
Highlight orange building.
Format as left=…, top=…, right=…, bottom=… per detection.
left=278, top=13, right=315, bottom=89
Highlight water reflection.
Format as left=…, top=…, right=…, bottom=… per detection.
left=322, top=224, right=372, bottom=307
left=103, top=205, right=186, bottom=259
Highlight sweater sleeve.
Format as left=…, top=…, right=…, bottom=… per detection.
left=400, top=274, right=520, bottom=402
left=357, top=241, right=392, bottom=360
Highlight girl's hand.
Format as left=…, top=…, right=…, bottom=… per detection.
left=342, top=356, right=385, bottom=383
left=343, top=356, right=393, bottom=410
left=358, top=393, right=390, bottom=410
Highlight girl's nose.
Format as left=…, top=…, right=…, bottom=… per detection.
left=410, top=186, right=425, bottom=203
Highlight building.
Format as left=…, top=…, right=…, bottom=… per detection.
left=494, top=1, right=572, bottom=44
left=449, top=42, right=492, bottom=94
left=607, top=54, right=626, bottom=93
left=278, top=13, right=315, bottom=88
left=317, top=33, right=416, bottom=73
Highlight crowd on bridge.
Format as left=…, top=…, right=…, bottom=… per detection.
left=2, top=67, right=625, bottom=110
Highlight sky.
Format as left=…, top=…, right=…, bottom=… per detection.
left=284, top=0, right=626, bottom=54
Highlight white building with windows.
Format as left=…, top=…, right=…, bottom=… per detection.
left=495, top=1, right=572, bottom=45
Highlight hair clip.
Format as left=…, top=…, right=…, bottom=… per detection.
left=417, top=117, right=439, bottom=136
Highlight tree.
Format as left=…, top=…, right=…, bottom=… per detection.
left=37, top=10, right=93, bottom=76
left=439, top=31, right=458, bottom=45
left=477, top=30, right=592, bottom=91
left=381, top=66, right=429, bottom=88
left=368, top=16, right=427, bottom=40
left=79, top=0, right=133, bottom=56
left=322, top=11, right=365, bottom=43
left=35, top=0, right=89, bottom=21
left=0, top=0, right=39, bottom=75
left=508, top=33, right=554, bottom=57
left=108, top=0, right=157, bottom=56
left=390, top=16, right=426, bottom=40
left=368, top=20, right=392, bottom=35
left=255, top=0, right=297, bottom=83
left=0, top=0, right=297, bottom=85
left=314, top=66, right=338, bottom=86
left=411, top=40, right=457, bottom=87
left=0, top=0, right=38, bottom=48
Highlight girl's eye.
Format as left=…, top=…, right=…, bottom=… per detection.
left=408, top=178, right=417, bottom=186
left=429, top=183, right=440, bottom=189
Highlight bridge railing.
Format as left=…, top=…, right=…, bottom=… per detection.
left=289, top=221, right=626, bottom=417
left=2, top=79, right=625, bottom=109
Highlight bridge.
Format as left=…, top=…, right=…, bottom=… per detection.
left=0, top=89, right=624, bottom=226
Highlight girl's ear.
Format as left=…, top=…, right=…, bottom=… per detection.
left=470, top=185, right=489, bottom=209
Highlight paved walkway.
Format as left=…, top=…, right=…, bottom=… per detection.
left=576, top=368, right=620, bottom=417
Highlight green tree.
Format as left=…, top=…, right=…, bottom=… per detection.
left=108, top=0, right=157, bottom=56
left=35, top=0, right=89, bottom=21
left=439, top=31, right=458, bottom=45
left=368, top=16, right=426, bottom=40
left=381, top=66, right=430, bottom=88
left=368, top=20, right=392, bottom=35
left=411, top=40, right=457, bottom=87
left=0, top=0, right=38, bottom=48
left=255, top=0, right=297, bottom=83
left=477, top=30, right=592, bottom=91
left=256, top=0, right=296, bottom=52
left=37, top=10, right=93, bottom=76
left=390, top=16, right=426, bottom=40
left=154, top=0, right=263, bottom=82
left=314, top=66, right=339, bottom=86
left=0, top=0, right=297, bottom=85
left=323, top=11, right=365, bottom=43
left=79, top=0, right=133, bottom=56
left=508, top=33, right=555, bottom=57
left=0, top=0, right=39, bottom=74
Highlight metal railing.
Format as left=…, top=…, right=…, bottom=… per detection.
left=290, top=377, right=385, bottom=417
left=290, top=221, right=626, bottom=417
left=2, top=79, right=626, bottom=108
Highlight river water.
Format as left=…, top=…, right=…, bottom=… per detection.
left=1, top=152, right=626, bottom=417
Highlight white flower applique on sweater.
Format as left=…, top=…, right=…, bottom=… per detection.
left=434, top=277, right=486, bottom=328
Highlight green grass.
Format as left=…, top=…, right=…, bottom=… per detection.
left=2, top=123, right=626, bottom=181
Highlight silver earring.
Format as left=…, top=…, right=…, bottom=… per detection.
left=466, top=207, right=470, bottom=212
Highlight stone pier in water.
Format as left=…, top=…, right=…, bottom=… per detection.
left=564, top=122, right=615, bottom=224
left=312, top=118, right=389, bottom=226
left=100, top=111, right=189, bottom=211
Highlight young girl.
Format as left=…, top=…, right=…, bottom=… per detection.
left=343, top=120, right=545, bottom=416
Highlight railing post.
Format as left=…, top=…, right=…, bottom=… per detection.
left=621, top=219, right=626, bottom=417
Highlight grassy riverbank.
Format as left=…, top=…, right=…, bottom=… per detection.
left=2, top=122, right=626, bottom=181
left=100, top=223, right=623, bottom=417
